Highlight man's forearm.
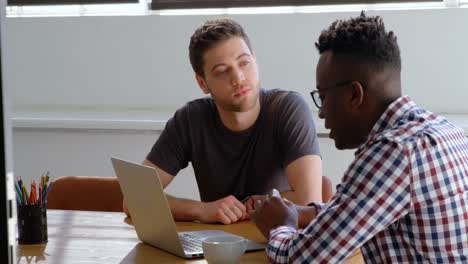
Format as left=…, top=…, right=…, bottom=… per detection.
left=281, top=190, right=322, bottom=206
left=165, top=193, right=203, bottom=221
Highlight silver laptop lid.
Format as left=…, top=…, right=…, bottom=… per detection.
left=111, top=157, right=187, bottom=257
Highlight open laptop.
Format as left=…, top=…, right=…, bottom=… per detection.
left=111, top=157, right=266, bottom=259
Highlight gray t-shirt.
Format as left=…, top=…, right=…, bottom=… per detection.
left=147, top=89, right=320, bottom=202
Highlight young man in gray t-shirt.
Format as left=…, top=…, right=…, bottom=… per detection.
left=123, top=18, right=322, bottom=225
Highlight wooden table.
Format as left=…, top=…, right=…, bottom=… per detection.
left=17, top=210, right=364, bottom=263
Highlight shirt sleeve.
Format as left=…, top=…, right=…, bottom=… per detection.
left=266, top=139, right=412, bottom=263
left=146, top=105, right=191, bottom=176
left=276, top=91, right=321, bottom=167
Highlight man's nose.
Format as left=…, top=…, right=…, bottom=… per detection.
left=231, top=68, right=245, bottom=84
left=318, top=108, right=325, bottom=119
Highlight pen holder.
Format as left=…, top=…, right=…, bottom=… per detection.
left=17, top=203, right=48, bottom=244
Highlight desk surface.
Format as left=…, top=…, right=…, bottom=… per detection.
left=17, top=210, right=364, bottom=264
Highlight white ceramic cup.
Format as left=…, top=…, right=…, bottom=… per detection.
left=202, top=235, right=248, bottom=264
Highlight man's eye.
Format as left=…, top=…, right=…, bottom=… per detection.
left=215, top=69, right=228, bottom=75
left=240, top=60, right=250, bottom=67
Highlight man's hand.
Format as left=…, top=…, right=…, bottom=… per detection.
left=244, top=195, right=268, bottom=214
left=250, top=196, right=298, bottom=238
left=198, top=195, right=249, bottom=224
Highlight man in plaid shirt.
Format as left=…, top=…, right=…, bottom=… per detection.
left=250, top=12, right=468, bottom=263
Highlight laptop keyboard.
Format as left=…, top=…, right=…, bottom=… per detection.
left=179, top=233, right=203, bottom=253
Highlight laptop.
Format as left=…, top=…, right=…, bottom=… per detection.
left=111, top=157, right=266, bottom=259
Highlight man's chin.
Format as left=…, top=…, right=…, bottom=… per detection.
left=334, top=142, right=345, bottom=150
left=333, top=138, right=347, bottom=150
left=334, top=139, right=361, bottom=150
left=232, top=105, right=254, bottom=113
left=232, top=95, right=258, bottom=112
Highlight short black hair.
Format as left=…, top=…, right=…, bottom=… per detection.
left=189, top=18, right=253, bottom=77
left=315, top=11, right=401, bottom=72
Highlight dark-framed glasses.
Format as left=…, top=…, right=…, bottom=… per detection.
left=310, top=80, right=362, bottom=109
left=310, top=90, right=322, bottom=109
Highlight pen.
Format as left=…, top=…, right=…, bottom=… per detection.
left=45, top=171, right=50, bottom=184
left=15, top=182, right=22, bottom=205
left=22, top=184, right=29, bottom=205
left=240, top=196, right=250, bottom=204
left=44, top=180, right=54, bottom=202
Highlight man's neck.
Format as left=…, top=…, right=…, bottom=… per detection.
left=361, top=95, right=396, bottom=140
left=216, top=98, right=261, bottom=132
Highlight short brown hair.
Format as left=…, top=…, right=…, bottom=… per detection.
left=189, top=18, right=253, bottom=77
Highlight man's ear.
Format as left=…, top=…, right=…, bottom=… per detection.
left=350, top=81, right=364, bottom=110
left=195, top=74, right=209, bottom=94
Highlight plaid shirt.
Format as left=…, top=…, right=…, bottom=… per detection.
left=267, top=96, right=468, bottom=263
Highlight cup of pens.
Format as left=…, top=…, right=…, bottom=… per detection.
left=15, top=172, right=54, bottom=244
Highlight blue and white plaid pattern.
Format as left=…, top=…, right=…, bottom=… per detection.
left=267, top=96, right=468, bottom=263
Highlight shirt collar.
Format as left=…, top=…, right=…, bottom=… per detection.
left=357, top=95, right=415, bottom=152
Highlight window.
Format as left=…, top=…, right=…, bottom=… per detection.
left=6, top=0, right=147, bottom=16
left=150, top=0, right=443, bottom=10
left=8, top=0, right=138, bottom=6
left=5, top=0, right=457, bottom=18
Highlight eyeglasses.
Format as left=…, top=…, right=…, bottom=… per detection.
left=310, top=80, right=360, bottom=109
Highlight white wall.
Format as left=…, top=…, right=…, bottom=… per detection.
left=6, top=8, right=468, bottom=115
left=6, top=7, right=468, bottom=199
left=12, top=128, right=205, bottom=200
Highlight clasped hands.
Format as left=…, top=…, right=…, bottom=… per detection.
left=199, top=190, right=316, bottom=238
left=248, top=189, right=299, bottom=238
left=248, top=189, right=318, bottom=238
left=197, top=194, right=270, bottom=224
